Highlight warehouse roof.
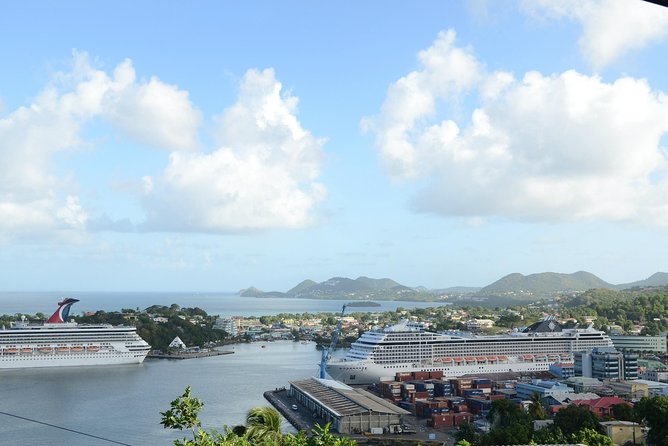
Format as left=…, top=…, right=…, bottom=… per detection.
left=290, top=378, right=410, bottom=418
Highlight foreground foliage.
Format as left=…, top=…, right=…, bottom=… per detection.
left=161, top=387, right=357, bottom=446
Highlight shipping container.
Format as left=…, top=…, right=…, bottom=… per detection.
left=429, top=371, right=444, bottom=379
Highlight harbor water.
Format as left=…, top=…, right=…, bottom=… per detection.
left=0, top=341, right=328, bottom=445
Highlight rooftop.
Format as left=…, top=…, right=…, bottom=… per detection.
left=290, top=378, right=410, bottom=418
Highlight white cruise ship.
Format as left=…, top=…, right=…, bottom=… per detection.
left=0, top=298, right=151, bottom=369
left=326, top=317, right=613, bottom=384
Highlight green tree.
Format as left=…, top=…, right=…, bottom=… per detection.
left=533, top=424, right=567, bottom=444
left=488, top=398, right=530, bottom=430
left=612, top=403, right=634, bottom=421
left=527, top=392, right=546, bottom=421
left=479, top=399, right=531, bottom=446
left=245, top=407, right=282, bottom=445
left=634, top=396, right=668, bottom=446
left=455, top=422, right=478, bottom=444
left=571, top=428, right=615, bottom=446
left=554, top=404, right=602, bottom=437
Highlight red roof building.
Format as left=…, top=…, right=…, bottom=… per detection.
left=568, top=396, right=632, bottom=417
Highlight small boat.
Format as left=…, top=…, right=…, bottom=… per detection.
left=56, top=347, right=69, bottom=353
left=4, top=348, right=18, bottom=354
left=86, top=346, right=100, bottom=352
left=71, top=346, right=84, bottom=352
left=20, top=347, right=33, bottom=354
left=261, top=345, right=266, bottom=348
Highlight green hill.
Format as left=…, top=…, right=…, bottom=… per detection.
left=616, top=272, right=668, bottom=290
left=479, top=271, right=613, bottom=295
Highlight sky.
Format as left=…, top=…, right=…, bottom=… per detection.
left=1, top=0, right=668, bottom=292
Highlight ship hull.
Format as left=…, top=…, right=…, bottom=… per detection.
left=0, top=351, right=148, bottom=369
left=326, top=359, right=552, bottom=385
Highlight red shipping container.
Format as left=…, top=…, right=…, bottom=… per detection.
left=429, top=371, right=444, bottom=379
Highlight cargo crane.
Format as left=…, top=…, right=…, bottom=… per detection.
left=318, top=304, right=346, bottom=379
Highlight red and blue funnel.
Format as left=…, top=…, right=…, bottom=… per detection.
left=46, top=298, right=80, bottom=323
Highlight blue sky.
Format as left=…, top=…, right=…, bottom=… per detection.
left=1, top=0, right=668, bottom=292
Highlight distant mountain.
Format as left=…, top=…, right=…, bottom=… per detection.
left=354, top=276, right=401, bottom=290
left=241, top=271, right=668, bottom=302
left=433, top=286, right=482, bottom=293
left=479, top=271, right=613, bottom=295
left=242, top=276, right=432, bottom=300
left=239, top=286, right=265, bottom=297
left=616, top=272, right=668, bottom=290
left=287, top=279, right=318, bottom=295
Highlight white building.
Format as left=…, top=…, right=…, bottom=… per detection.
left=465, top=319, right=494, bottom=330
left=169, top=336, right=186, bottom=349
left=214, top=318, right=239, bottom=336
left=611, top=334, right=667, bottom=353
left=640, top=369, right=668, bottom=383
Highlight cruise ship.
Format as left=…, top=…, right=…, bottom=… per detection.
left=326, top=317, right=613, bottom=384
left=0, top=298, right=151, bottom=369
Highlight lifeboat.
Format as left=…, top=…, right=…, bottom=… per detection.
left=86, top=346, right=100, bottom=352
left=441, top=357, right=454, bottom=363
left=522, top=354, right=534, bottom=361
left=38, top=347, right=52, bottom=354
left=476, top=356, right=487, bottom=362
left=56, top=347, right=69, bottom=353
left=4, top=348, right=18, bottom=355
left=71, top=346, right=84, bottom=353
left=498, top=355, right=508, bottom=362
left=487, top=356, right=498, bottom=362
left=453, top=357, right=464, bottom=363
left=20, top=347, right=33, bottom=354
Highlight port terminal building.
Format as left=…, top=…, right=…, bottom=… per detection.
left=610, top=334, right=667, bottom=353
left=289, top=377, right=410, bottom=434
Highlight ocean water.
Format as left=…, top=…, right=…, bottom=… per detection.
left=0, top=291, right=450, bottom=317
left=0, top=341, right=332, bottom=445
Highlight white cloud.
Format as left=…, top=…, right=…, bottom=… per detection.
left=0, top=52, right=200, bottom=239
left=521, top=0, right=668, bottom=69
left=367, top=30, right=668, bottom=226
left=142, top=68, right=326, bottom=232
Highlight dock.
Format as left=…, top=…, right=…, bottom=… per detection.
left=147, top=349, right=234, bottom=360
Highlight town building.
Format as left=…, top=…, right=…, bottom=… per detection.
left=213, top=317, right=239, bottom=336
left=569, top=396, right=631, bottom=418
left=465, top=319, right=494, bottom=330
left=604, top=380, right=649, bottom=400
left=574, top=347, right=638, bottom=380
left=632, top=379, right=668, bottom=397
left=640, top=369, right=668, bottom=383
left=515, top=379, right=573, bottom=400
left=549, top=362, right=575, bottom=379
left=289, top=378, right=410, bottom=434
left=600, top=421, right=644, bottom=446
left=610, top=334, right=667, bottom=353
left=169, top=336, right=186, bottom=349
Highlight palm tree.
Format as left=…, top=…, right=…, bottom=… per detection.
left=245, top=406, right=283, bottom=444
left=528, top=392, right=546, bottom=421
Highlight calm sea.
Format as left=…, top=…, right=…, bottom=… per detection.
left=0, top=342, right=334, bottom=445
left=0, top=291, right=450, bottom=317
